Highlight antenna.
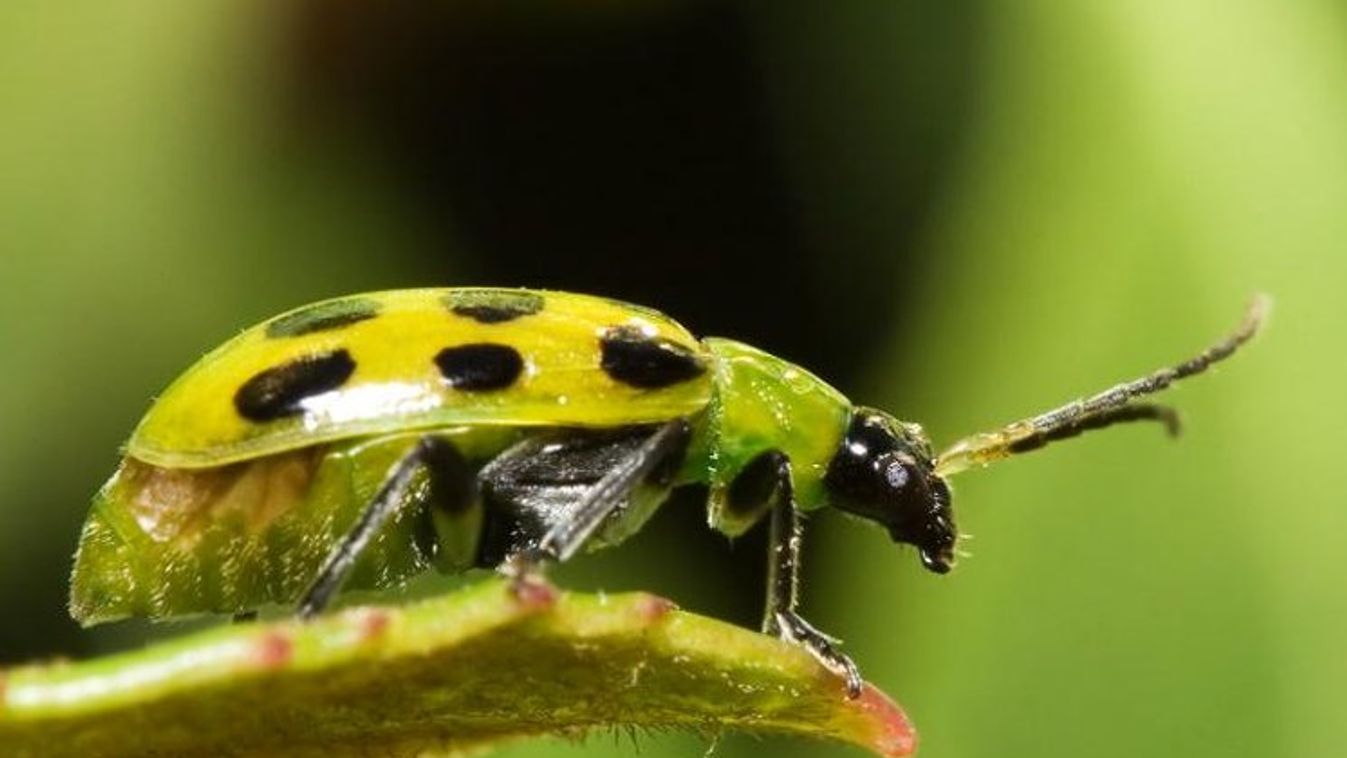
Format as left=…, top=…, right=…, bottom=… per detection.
left=934, top=294, right=1269, bottom=477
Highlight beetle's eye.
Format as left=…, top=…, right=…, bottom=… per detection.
left=883, top=457, right=911, bottom=489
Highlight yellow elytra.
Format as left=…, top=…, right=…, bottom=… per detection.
left=131, top=288, right=714, bottom=468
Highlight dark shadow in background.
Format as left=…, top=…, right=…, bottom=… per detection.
left=279, top=1, right=980, bottom=629
left=0, top=1, right=979, bottom=662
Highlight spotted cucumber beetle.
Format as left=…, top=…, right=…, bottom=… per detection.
left=69, top=288, right=1267, bottom=697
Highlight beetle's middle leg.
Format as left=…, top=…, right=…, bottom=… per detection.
left=296, top=435, right=472, bottom=618
left=478, top=419, right=691, bottom=585
left=732, top=450, right=864, bottom=698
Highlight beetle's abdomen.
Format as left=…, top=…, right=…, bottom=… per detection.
left=70, top=434, right=453, bottom=625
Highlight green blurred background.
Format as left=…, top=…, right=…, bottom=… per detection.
left=2, top=2, right=1343, bottom=756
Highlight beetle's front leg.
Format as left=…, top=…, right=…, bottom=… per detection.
left=747, top=451, right=864, bottom=698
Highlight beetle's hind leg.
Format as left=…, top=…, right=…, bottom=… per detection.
left=296, top=436, right=473, bottom=618
left=734, top=450, right=864, bottom=698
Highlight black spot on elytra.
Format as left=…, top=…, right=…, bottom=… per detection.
left=444, top=290, right=544, bottom=324
left=265, top=298, right=381, bottom=338
left=599, top=326, right=706, bottom=389
left=234, top=350, right=356, bottom=421
left=435, top=343, right=525, bottom=391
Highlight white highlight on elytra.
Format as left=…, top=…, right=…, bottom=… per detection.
left=299, top=382, right=442, bottom=429
left=627, top=318, right=658, bottom=337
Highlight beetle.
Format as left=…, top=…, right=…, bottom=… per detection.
left=69, top=288, right=1266, bottom=697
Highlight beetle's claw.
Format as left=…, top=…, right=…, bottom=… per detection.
left=772, top=611, right=865, bottom=699
left=499, top=548, right=558, bottom=605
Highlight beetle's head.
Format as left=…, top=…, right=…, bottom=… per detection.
left=817, top=298, right=1269, bottom=575
left=824, top=407, right=957, bottom=574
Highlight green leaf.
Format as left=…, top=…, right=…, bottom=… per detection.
left=1, top=579, right=916, bottom=757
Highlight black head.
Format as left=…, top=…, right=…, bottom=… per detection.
left=824, top=408, right=957, bottom=573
